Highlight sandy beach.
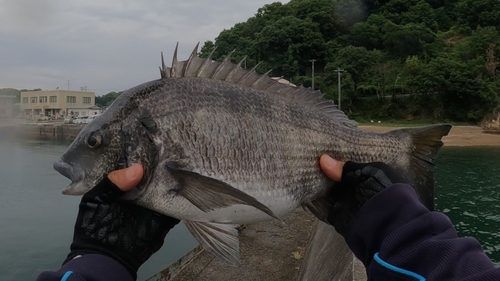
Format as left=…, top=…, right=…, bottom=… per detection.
left=360, top=125, right=500, bottom=147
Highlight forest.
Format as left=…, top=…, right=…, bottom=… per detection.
left=198, top=0, right=500, bottom=123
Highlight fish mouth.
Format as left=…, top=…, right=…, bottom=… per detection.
left=53, top=160, right=89, bottom=195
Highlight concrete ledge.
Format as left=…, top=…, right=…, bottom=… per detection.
left=148, top=210, right=367, bottom=281
left=13, top=123, right=84, bottom=140
left=298, top=221, right=366, bottom=281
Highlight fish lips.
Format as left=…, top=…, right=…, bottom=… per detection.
left=53, top=160, right=90, bottom=195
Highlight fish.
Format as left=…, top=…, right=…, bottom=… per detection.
left=53, top=43, right=452, bottom=266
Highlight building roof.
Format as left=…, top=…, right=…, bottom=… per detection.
left=271, top=77, right=297, bottom=87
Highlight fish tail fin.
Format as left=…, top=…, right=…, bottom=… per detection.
left=390, top=124, right=452, bottom=210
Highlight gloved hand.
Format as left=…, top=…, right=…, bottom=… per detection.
left=64, top=164, right=180, bottom=280
left=319, top=155, right=409, bottom=236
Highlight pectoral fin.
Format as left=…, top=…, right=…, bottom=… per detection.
left=166, top=162, right=279, bottom=220
left=185, top=221, right=239, bottom=266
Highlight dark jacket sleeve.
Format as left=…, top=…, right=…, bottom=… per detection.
left=36, top=254, right=133, bottom=281
left=344, top=183, right=500, bottom=281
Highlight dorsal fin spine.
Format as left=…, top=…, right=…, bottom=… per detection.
left=184, top=43, right=200, bottom=77
left=211, top=50, right=235, bottom=79
left=225, top=56, right=247, bottom=82
left=250, top=69, right=273, bottom=88
left=171, top=42, right=179, bottom=77
left=237, top=62, right=262, bottom=84
left=197, top=46, right=218, bottom=77
left=160, top=52, right=169, bottom=78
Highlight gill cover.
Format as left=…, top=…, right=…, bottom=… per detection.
left=118, top=109, right=159, bottom=200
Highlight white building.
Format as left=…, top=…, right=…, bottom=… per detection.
left=20, top=90, right=98, bottom=118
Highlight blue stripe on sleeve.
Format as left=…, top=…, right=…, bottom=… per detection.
left=374, top=252, right=426, bottom=281
left=61, top=271, right=73, bottom=281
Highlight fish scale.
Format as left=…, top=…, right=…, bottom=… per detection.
left=54, top=43, right=452, bottom=266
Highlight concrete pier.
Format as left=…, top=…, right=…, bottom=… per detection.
left=146, top=210, right=366, bottom=281
left=9, top=123, right=84, bottom=141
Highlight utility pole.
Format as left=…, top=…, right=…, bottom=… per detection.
left=310, top=59, right=316, bottom=90
left=334, top=68, right=344, bottom=110
left=67, top=80, right=70, bottom=91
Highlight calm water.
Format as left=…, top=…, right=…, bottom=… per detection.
left=0, top=137, right=197, bottom=281
left=435, top=146, right=500, bottom=263
left=0, top=139, right=499, bottom=280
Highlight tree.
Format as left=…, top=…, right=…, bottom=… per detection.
left=455, top=0, right=500, bottom=30
left=454, top=26, right=500, bottom=62
left=382, top=23, right=436, bottom=58
left=255, top=16, right=326, bottom=77
left=95, top=91, right=123, bottom=107
left=199, top=40, right=215, bottom=58
left=325, top=46, right=382, bottom=98
left=410, top=56, right=498, bottom=121
left=401, top=0, right=438, bottom=31
left=348, top=14, right=392, bottom=50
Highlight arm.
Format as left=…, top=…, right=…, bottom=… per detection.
left=320, top=156, right=500, bottom=281
left=36, top=254, right=134, bottom=281
left=346, top=184, right=500, bottom=281
left=37, top=165, right=179, bottom=281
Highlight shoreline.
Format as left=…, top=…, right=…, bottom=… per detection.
left=360, top=125, right=500, bottom=147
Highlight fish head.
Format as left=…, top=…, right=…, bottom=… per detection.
left=54, top=113, right=125, bottom=195
left=53, top=107, right=159, bottom=197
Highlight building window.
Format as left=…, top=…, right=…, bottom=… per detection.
left=30, top=97, right=37, bottom=103
left=81, top=111, right=87, bottom=116
left=22, top=97, right=29, bottom=103
left=83, top=97, right=92, bottom=105
left=50, top=96, right=57, bottom=103
left=39, top=96, right=47, bottom=103
left=66, top=96, right=76, bottom=104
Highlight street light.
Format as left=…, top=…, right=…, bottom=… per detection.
left=334, top=68, right=344, bottom=110
left=310, top=59, right=316, bottom=90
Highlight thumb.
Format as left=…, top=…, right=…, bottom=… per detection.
left=108, top=164, right=144, bottom=192
left=320, top=155, right=344, bottom=182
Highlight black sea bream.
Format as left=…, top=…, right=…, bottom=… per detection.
left=54, top=44, right=451, bottom=265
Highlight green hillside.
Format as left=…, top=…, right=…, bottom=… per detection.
left=199, top=0, right=500, bottom=123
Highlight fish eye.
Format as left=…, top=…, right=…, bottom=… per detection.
left=86, top=132, right=102, bottom=149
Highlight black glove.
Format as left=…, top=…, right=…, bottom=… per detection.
left=327, top=161, right=409, bottom=236
left=64, top=177, right=180, bottom=280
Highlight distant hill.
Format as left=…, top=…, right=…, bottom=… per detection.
left=0, top=88, right=20, bottom=102
left=200, top=0, right=500, bottom=122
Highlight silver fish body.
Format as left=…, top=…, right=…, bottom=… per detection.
left=54, top=44, right=451, bottom=265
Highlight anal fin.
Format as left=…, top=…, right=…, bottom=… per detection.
left=185, top=221, right=240, bottom=266
left=303, top=200, right=331, bottom=225
left=303, top=182, right=349, bottom=226
left=166, top=162, right=280, bottom=220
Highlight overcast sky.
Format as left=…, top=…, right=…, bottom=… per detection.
left=0, top=0, right=289, bottom=95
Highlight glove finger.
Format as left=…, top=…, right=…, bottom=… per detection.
left=82, top=176, right=125, bottom=203
left=341, top=161, right=370, bottom=186
left=341, top=161, right=365, bottom=180
left=361, top=163, right=408, bottom=185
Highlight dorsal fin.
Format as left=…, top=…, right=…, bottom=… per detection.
left=183, top=43, right=201, bottom=77
left=160, top=52, right=169, bottom=78
left=160, top=43, right=357, bottom=128
left=197, top=46, right=218, bottom=77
